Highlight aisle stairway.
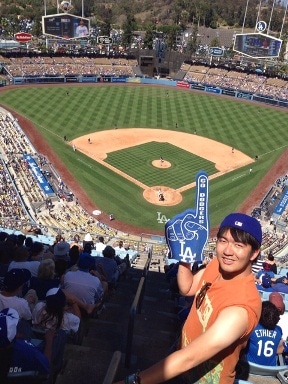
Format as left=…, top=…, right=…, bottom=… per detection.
left=55, top=253, right=180, bottom=384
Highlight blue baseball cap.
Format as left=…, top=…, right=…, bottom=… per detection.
left=4, top=268, right=31, bottom=291
left=78, top=252, right=94, bottom=270
left=46, top=288, right=66, bottom=310
left=260, top=274, right=272, bottom=288
left=0, top=308, right=19, bottom=347
left=219, top=213, right=262, bottom=245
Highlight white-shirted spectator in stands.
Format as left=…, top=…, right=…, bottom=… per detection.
left=62, top=252, right=108, bottom=312
left=95, top=236, right=106, bottom=252
left=94, top=245, right=128, bottom=288
left=0, top=268, right=32, bottom=320
left=114, top=240, right=124, bottom=253
left=8, top=246, right=40, bottom=277
left=32, top=287, right=82, bottom=333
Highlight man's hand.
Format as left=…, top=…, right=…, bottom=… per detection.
left=165, top=171, right=209, bottom=263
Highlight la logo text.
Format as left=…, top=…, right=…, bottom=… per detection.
left=157, top=212, right=169, bottom=224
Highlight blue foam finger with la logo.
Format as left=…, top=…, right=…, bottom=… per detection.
left=165, top=171, right=209, bottom=263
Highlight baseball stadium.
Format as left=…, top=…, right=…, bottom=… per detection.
left=0, top=24, right=288, bottom=384
left=0, top=61, right=288, bottom=384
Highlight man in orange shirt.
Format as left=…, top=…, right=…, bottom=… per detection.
left=115, top=172, right=262, bottom=384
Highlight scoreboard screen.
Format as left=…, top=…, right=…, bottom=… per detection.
left=233, top=33, right=282, bottom=58
left=42, top=14, right=90, bottom=39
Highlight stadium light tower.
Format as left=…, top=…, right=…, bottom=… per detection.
left=267, top=0, right=276, bottom=35
left=242, top=0, right=249, bottom=33
left=280, top=0, right=288, bottom=38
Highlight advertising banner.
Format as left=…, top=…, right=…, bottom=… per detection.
left=23, top=155, right=54, bottom=195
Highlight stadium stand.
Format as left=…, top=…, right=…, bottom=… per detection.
left=182, top=65, right=288, bottom=99
left=0, top=70, right=288, bottom=383
left=3, top=56, right=135, bottom=78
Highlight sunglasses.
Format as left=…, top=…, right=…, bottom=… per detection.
left=196, top=282, right=211, bottom=309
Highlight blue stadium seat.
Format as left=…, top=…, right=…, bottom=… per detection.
left=284, top=294, right=288, bottom=312
left=258, top=290, right=273, bottom=300
left=246, top=360, right=288, bottom=376
left=277, top=268, right=288, bottom=277
left=236, top=357, right=288, bottom=381
left=277, top=369, right=288, bottom=382
left=261, top=290, right=272, bottom=300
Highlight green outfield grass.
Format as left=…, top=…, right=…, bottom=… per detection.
left=0, top=84, right=287, bottom=232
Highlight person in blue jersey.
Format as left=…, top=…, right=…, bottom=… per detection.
left=246, top=300, right=285, bottom=366
left=0, top=307, right=53, bottom=380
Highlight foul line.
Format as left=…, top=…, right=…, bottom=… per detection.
left=76, top=158, right=93, bottom=168
left=232, top=173, right=248, bottom=181
left=260, top=145, right=287, bottom=157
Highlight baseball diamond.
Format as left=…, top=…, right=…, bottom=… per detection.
left=0, top=84, right=287, bottom=235
left=73, top=128, right=253, bottom=206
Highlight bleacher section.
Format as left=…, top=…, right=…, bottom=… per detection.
left=3, top=54, right=288, bottom=101
left=3, top=56, right=135, bottom=78
left=183, top=66, right=288, bottom=99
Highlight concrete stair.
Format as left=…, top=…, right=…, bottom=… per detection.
left=55, top=254, right=179, bottom=384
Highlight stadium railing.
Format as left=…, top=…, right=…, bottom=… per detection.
left=124, top=275, right=146, bottom=368
left=102, top=351, right=122, bottom=384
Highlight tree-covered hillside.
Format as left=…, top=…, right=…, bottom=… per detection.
left=0, top=0, right=287, bottom=38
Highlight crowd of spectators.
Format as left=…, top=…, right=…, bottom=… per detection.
left=183, top=64, right=288, bottom=100
left=257, top=174, right=288, bottom=229
left=2, top=56, right=137, bottom=78
left=3, top=54, right=288, bottom=100
left=0, top=110, right=131, bottom=243
left=0, top=228, right=137, bottom=381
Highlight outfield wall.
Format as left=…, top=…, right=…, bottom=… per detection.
left=10, top=74, right=288, bottom=108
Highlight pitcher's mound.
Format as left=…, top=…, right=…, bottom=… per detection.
left=152, top=160, right=171, bottom=168
left=143, top=186, right=182, bottom=206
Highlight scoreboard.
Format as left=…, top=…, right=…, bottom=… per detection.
left=233, top=33, right=282, bottom=58
left=42, top=14, right=90, bottom=39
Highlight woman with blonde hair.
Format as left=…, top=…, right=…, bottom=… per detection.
left=23, top=259, right=60, bottom=301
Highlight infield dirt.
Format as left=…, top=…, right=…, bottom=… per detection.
left=73, top=128, right=253, bottom=206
